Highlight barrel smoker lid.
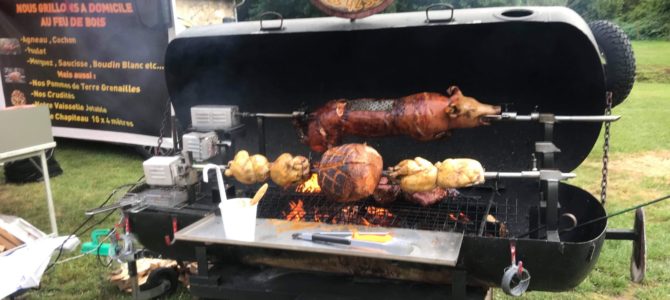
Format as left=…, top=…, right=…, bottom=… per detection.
left=165, top=7, right=606, bottom=172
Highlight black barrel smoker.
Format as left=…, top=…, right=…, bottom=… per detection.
left=123, top=6, right=644, bottom=299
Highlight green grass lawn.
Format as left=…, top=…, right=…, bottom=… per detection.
left=1, top=40, right=669, bottom=299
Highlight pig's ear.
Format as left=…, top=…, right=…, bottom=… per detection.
left=445, top=102, right=459, bottom=118
left=446, top=86, right=462, bottom=97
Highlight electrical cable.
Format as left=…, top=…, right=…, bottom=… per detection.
left=45, top=176, right=144, bottom=272
left=54, top=229, right=115, bottom=265
left=515, top=193, right=670, bottom=239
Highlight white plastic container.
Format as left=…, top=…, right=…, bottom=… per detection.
left=218, top=198, right=258, bottom=241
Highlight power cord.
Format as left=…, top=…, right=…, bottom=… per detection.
left=45, top=176, right=144, bottom=272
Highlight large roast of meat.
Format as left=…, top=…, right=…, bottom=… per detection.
left=297, top=86, right=501, bottom=152
left=317, top=144, right=383, bottom=202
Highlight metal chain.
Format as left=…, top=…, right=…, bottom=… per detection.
left=600, top=92, right=613, bottom=204
left=155, top=98, right=171, bottom=155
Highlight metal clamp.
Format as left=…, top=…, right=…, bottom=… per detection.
left=260, top=11, right=284, bottom=31
left=501, top=242, right=531, bottom=296
left=425, top=4, right=454, bottom=23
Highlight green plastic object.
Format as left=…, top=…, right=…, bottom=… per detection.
left=81, top=229, right=114, bottom=257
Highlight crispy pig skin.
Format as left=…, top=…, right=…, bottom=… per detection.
left=300, top=86, right=501, bottom=152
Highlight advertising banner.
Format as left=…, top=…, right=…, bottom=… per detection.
left=0, top=1, right=173, bottom=146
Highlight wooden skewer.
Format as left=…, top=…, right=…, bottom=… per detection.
left=250, top=183, right=269, bottom=206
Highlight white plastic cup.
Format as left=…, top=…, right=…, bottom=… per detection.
left=219, top=198, right=258, bottom=241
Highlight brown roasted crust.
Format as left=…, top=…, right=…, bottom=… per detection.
left=300, top=87, right=500, bottom=152
left=318, top=144, right=383, bottom=202
left=224, top=151, right=270, bottom=185
left=270, top=153, right=311, bottom=188
left=372, top=176, right=400, bottom=205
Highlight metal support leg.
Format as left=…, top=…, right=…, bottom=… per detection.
left=196, top=246, right=208, bottom=277
left=40, top=150, right=58, bottom=235
left=452, top=270, right=467, bottom=299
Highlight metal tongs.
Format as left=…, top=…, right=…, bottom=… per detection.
left=292, top=231, right=415, bottom=255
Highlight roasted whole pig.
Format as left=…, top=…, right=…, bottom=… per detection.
left=297, top=86, right=501, bottom=152
left=318, top=143, right=383, bottom=202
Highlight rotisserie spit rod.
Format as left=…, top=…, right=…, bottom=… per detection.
left=483, top=112, right=621, bottom=122
left=192, top=165, right=576, bottom=181
left=484, top=171, right=576, bottom=180
left=192, top=145, right=576, bottom=203
left=237, top=111, right=306, bottom=118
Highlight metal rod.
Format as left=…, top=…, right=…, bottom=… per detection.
left=257, top=117, right=266, bottom=155
left=237, top=111, right=305, bottom=118
left=555, top=115, right=621, bottom=122
left=194, top=165, right=575, bottom=181
left=484, top=171, right=576, bottom=179
left=515, top=193, right=670, bottom=239
left=41, top=150, right=58, bottom=235
left=484, top=113, right=620, bottom=122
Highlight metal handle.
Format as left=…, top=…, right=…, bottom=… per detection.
left=425, top=4, right=454, bottom=23
left=260, top=11, right=284, bottom=31
left=312, top=234, right=352, bottom=245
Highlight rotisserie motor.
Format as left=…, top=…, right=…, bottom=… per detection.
left=317, top=143, right=383, bottom=202
left=298, top=86, right=501, bottom=152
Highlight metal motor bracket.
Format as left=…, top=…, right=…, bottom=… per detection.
left=605, top=207, right=646, bottom=283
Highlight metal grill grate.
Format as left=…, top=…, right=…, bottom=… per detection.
left=250, top=188, right=519, bottom=237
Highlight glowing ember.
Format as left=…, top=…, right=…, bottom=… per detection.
left=449, top=212, right=471, bottom=224
left=295, top=173, right=321, bottom=193
left=282, top=199, right=306, bottom=221
left=365, top=206, right=393, bottom=218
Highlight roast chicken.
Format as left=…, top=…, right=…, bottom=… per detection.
left=270, top=153, right=311, bottom=187
left=225, top=151, right=310, bottom=188
left=388, top=157, right=485, bottom=192
left=297, top=86, right=501, bottom=152
left=224, top=150, right=270, bottom=185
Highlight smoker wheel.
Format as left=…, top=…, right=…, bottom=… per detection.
left=630, top=208, right=646, bottom=283
left=589, top=20, right=636, bottom=107
left=141, top=267, right=179, bottom=297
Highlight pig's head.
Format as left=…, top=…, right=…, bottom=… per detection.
left=445, top=86, right=501, bottom=128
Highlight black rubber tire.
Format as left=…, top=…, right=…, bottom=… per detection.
left=630, top=208, right=646, bottom=283
left=141, top=267, right=179, bottom=297
left=588, top=20, right=636, bottom=107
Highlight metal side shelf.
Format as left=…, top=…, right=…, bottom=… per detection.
left=174, top=214, right=463, bottom=266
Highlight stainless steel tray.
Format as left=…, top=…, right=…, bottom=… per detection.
left=175, top=214, right=463, bottom=266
